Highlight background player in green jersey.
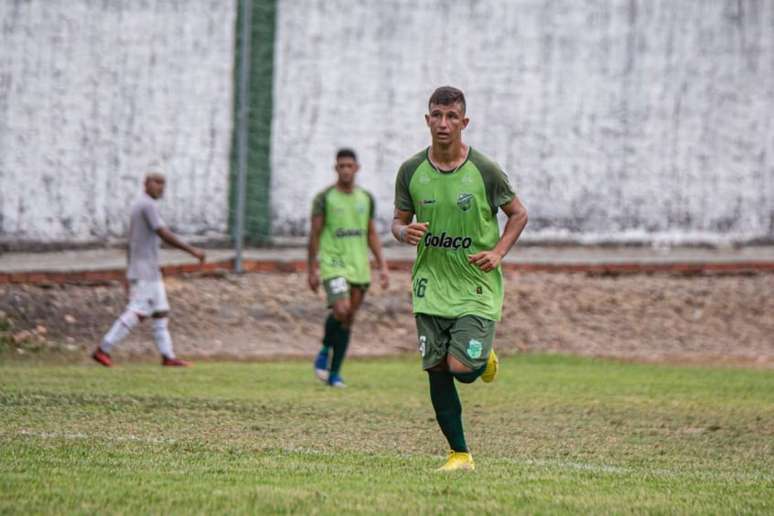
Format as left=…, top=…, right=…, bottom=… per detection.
left=308, top=148, right=390, bottom=387
left=392, top=86, right=529, bottom=471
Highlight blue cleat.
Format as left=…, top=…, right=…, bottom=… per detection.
left=314, top=350, right=329, bottom=382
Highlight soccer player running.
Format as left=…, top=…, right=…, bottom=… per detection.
left=92, top=168, right=206, bottom=367
left=308, top=148, right=390, bottom=387
left=392, top=86, right=528, bottom=471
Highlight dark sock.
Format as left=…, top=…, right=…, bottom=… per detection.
left=452, top=364, right=487, bottom=384
left=428, top=370, right=468, bottom=452
left=322, top=314, right=340, bottom=349
left=329, top=322, right=351, bottom=378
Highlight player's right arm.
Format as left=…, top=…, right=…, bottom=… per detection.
left=307, top=213, right=324, bottom=292
left=392, top=156, right=428, bottom=245
left=391, top=209, right=428, bottom=245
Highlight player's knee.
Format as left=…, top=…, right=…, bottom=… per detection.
left=119, top=310, right=142, bottom=328
left=451, top=362, right=486, bottom=384
left=446, top=354, right=474, bottom=374
left=333, top=303, right=349, bottom=322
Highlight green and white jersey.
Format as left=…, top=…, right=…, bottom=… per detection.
left=394, top=148, right=515, bottom=321
left=312, top=186, right=375, bottom=284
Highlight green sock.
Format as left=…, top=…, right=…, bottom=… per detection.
left=428, top=370, right=468, bottom=452
left=329, top=322, right=351, bottom=378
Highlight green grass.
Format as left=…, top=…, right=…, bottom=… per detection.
left=1, top=354, right=772, bottom=514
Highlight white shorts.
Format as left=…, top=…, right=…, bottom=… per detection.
left=127, top=279, right=170, bottom=316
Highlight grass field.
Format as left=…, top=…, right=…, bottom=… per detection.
left=1, top=354, right=772, bottom=514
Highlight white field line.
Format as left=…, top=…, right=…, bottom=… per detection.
left=5, top=431, right=772, bottom=483
left=10, top=429, right=176, bottom=444
left=518, top=458, right=774, bottom=483
left=523, top=458, right=628, bottom=474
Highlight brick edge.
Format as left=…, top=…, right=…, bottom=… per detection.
left=1, top=259, right=774, bottom=285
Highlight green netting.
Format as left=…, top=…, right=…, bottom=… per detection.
left=229, top=0, right=277, bottom=245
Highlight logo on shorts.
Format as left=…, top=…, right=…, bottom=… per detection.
left=419, top=335, right=427, bottom=357
left=328, top=277, right=348, bottom=295
left=467, top=339, right=482, bottom=359
left=457, top=193, right=473, bottom=212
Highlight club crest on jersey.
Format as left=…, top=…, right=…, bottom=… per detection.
left=467, top=339, right=483, bottom=359
left=457, top=193, right=473, bottom=211
left=424, top=232, right=473, bottom=250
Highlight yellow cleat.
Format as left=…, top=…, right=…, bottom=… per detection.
left=481, top=349, right=499, bottom=383
left=437, top=451, right=475, bottom=472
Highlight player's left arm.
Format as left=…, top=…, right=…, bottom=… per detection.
left=367, top=219, right=390, bottom=289
left=144, top=201, right=205, bottom=264
left=468, top=196, right=528, bottom=272
left=156, top=227, right=206, bottom=264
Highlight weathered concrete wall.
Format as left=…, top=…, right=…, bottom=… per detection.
left=271, top=0, right=774, bottom=244
left=0, top=0, right=236, bottom=245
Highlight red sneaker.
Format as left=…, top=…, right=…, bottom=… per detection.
left=91, top=348, right=113, bottom=367
left=162, top=356, right=191, bottom=367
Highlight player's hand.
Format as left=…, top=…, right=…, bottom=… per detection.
left=308, top=269, right=320, bottom=293
left=379, top=267, right=390, bottom=289
left=400, top=222, right=429, bottom=246
left=192, top=248, right=206, bottom=264
left=468, top=250, right=502, bottom=272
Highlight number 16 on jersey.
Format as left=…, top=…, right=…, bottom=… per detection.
left=414, top=277, right=428, bottom=298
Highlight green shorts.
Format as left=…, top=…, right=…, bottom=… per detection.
left=415, top=314, right=496, bottom=370
left=323, top=276, right=370, bottom=306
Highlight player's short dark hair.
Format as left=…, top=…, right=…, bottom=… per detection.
left=336, top=148, right=357, bottom=161
left=428, top=86, right=466, bottom=114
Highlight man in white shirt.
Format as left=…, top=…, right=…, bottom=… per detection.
left=92, top=169, right=205, bottom=367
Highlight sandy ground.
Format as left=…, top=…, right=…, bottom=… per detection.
left=1, top=271, right=773, bottom=366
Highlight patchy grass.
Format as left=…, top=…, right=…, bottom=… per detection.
left=0, top=316, right=13, bottom=354
left=1, top=355, right=773, bottom=514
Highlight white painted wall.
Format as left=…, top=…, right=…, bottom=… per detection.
left=0, top=0, right=235, bottom=245
left=271, top=0, right=774, bottom=244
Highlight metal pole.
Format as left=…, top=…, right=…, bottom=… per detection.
left=234, top=0, right=253, bottom=273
